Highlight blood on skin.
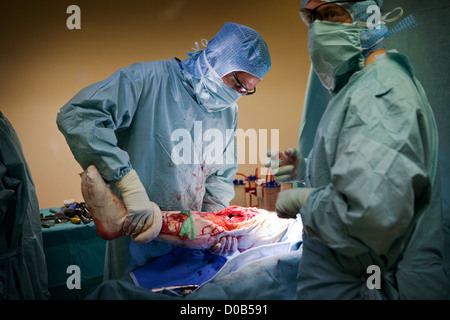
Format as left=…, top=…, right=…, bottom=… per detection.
left=94, top=217, right=124, bottom=240
left=159, top=206, right=260, bottom=240
left=196, top=206, right=259, bottom=231
left=160, top=213, right=188, bottom=236
left=82, top=165, right=273, bottom=247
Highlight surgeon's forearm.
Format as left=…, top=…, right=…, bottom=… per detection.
left=57, top=104, right=132, bottom=183
left=57, top=65, right=143, bottom=183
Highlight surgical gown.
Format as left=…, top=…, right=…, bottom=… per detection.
left=298, top=51, right=449, bottom=299
left=0, top=112, right=50, bottom=299
left=57, top=58, right=239, bottom=280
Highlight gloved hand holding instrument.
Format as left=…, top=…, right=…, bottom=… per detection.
left=265, top=147, right=314, bottom=218
left=264, top=147, right=307, bottom=183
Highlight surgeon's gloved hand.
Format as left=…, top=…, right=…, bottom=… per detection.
left=275, top=188, right=315, bottom=219
left=264, top=148, right=307, bottom=183
left=114, top=169, right=154, bottom=236
left=210, top=236, right=238, bottom=257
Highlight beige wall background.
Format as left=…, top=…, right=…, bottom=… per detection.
left=0, top=0, right=310, bottom=209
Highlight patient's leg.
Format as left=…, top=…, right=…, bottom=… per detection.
left=81, top=165, right=291, bottom=251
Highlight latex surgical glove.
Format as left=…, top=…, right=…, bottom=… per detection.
left=264, top=147, right=307, bottom=183
left=114, top=169, right=153, bottom=236
left=275, top=188, right=314, bottom=219
left=210, top=236, right=238, bottom=257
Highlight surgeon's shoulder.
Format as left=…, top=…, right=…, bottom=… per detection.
left=127, top=59, right=178, bottom=77
left=354, top=53, right=418, bottom=100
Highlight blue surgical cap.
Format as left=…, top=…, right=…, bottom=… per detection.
left=181, top=22, right=271, bottom=80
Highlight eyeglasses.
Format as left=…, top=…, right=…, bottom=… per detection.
left=299, top=0, right=365, bottom=27
left=232, top=71, right=256, bottom=95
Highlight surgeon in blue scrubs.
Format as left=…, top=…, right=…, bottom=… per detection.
left=57, top=22, right=271, bottom=281
left=266, top=0, right=449, bottom=299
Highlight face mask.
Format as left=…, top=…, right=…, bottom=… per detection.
left=190, top=51, right=241, bottom=112
left=308, top=20, right=365, bottom=93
